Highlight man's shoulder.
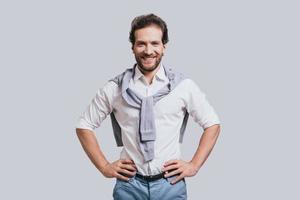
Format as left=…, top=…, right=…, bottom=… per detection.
left=108, top=67, right=132, bottom=86
left=174, top=78, right=204, bottom=96
left=177, top=77, right=197, bottom=88
left=108, top=72, right=124, bottom=86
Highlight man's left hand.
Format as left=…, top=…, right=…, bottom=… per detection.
left=162, top=159, right=199, bottom=184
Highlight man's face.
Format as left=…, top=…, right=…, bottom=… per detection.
left=132, top=25, right=165, bottom=72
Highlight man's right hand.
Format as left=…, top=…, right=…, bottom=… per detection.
left=101, top=159, right=137, bottom=181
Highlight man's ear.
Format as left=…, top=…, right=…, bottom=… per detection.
left=162, top=43, right=167, bottom=55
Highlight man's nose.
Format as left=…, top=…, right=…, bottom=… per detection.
left=144, top=45, right=154, bottom=55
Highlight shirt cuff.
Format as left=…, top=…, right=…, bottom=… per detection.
left=202, top=120, right=221, bottom=130
left=75, top=118, right=97, bottom=132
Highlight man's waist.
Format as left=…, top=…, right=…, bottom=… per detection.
left=120, top=150, right=181, bottom=175
left=135, top=172, right=165, bottom=182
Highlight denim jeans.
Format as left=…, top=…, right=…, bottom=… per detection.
left=113, top=174, right=187, bottom=200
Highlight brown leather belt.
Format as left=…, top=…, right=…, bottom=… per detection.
left=135, top=172, right=165, bottom=182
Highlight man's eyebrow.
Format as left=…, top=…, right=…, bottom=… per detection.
left=136, top=40, right=161, bottom=43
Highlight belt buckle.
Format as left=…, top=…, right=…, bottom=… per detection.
left=146, top=175, right=155, bottom=181
left=148, top=175, right=154, bottom=179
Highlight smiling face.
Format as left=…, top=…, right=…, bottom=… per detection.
left=132, top=24, right=166, bottom=73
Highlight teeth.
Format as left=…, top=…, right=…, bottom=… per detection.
left=143, top=57, right=155, bottom=61
left=143, top=58, right=154, bottom=64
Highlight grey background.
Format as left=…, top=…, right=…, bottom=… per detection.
left=0, top=0, right=299, bottom=199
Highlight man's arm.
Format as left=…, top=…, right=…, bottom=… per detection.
left=76, top=128, right=110, bottom=172
left=75, top=82, right=137, bottom=181
left=190, top=124, right=221, bottom=169
left=76, top=128, right=137, bottom=181
left=162, top=124, right=221, bottom=184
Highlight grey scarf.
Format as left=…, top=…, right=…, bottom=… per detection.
left=109, top=64, right=189, bottom=162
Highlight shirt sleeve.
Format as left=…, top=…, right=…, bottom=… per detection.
left=75, top=81, right=117, bottom=131
left=184, top=79, right=221, bottom=129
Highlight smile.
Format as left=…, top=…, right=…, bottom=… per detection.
left=142, top=57, right=156, bottom=63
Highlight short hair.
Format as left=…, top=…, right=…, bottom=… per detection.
left=129, top=13, right=169, bottom=46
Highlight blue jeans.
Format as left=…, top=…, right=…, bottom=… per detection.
left=112, top=174, right=187, bottom=200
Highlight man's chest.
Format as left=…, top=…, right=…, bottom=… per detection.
left=113, top=87, right=187, bottom=126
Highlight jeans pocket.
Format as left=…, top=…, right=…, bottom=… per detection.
left=166, top=174, right=181, bottom=184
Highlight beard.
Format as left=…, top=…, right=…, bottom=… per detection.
left=134, top=53, right=163, bottom=72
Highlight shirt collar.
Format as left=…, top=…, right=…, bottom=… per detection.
left=133, top=62, right=168, bottom=84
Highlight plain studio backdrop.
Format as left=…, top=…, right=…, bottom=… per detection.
left=0, top=0, right=299, bottom=199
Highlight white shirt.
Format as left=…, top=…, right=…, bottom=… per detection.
left=76, top=63, right=221, bottom=175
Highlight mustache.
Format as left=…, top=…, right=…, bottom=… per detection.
left=141, top=55, right=156, bottom=58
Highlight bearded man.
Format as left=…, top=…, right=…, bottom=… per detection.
left=76, top=13, right=221, bottom=200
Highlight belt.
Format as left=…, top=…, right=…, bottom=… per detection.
left=135, top=172, right=165, bottom=182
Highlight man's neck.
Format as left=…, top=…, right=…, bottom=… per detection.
left=137, top=64, right=162, bottom=85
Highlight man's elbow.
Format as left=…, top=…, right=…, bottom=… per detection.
left=215, top=124, right=221, bottom=134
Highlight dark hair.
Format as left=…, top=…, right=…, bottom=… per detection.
left=129, top=13, right=169, bottom=47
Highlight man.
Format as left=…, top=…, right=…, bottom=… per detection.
left=76, top=13, right=221, bottom=200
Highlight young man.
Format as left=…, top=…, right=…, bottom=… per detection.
left=76, top=14, right=221, bottom=200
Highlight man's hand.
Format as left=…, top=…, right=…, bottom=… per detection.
left=101, top=159, right=137, bottom=181
left=162, top=159, right=199, bottom=184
